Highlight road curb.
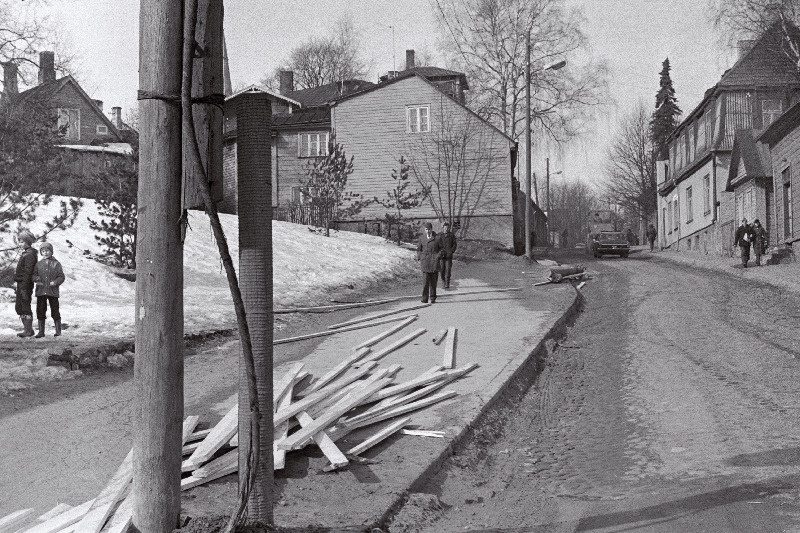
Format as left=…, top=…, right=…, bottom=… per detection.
left=373, top=286, right=585, bottom=530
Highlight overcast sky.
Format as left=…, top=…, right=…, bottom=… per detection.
left=20, top=0, right=740, bottom=188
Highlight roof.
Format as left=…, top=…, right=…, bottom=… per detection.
left=726, top=129, right=772, bottom=191
left=402, top=66, right=469, bottom=90
left=758, top=100, right=800, bottom=145
left=226, top=84, right=301, bottom=107
left=286, top=79, right=376, bottom=107
left=271, top=107, right=330, bottom=129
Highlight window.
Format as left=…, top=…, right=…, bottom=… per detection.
left=696, top=113, right=707, bottom=153
left=677, top=135, right=684, bottom=169
left=762, top=99, right=782, bottom=128
left=97, top=125, right=108, bottom=135
left=674, top=197, right=679, bottom=231
left=104, top=160, right=112, bottom=168
left=297, top=132, right=330, bottom=158
left=686, top=186, right=693, bottom=223
left=291, top=186, right=310, bottom=205
left=703, top=174, right=711, bottom=215
left=688, top=127, right=696, bottom=162
left=668, top=201, right=673, bottom=234
left=406, top=105, right=430, bottom=133
left=57, top=108, right=80, bottom=141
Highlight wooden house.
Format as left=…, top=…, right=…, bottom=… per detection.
left=656, top=22, right=800, bottom=254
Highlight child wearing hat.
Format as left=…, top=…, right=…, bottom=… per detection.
left=32, top=242, right=65, bottom=337
left=14, top=230, right=38, bottom=337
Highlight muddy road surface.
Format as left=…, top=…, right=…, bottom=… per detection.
left=390, top=252, right=800, bottom=533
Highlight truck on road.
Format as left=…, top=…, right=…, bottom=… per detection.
left=586, top=210, right=629, bottom=258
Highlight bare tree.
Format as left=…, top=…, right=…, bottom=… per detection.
left=709, top=0, right=800, bottom=70
left=603, top=101, right=656, bottom=237
left=548, top=177, right=602, bottom=246
left=432, top=0, right=609, bottom=142
left=406, top=98, right=506, bottom=238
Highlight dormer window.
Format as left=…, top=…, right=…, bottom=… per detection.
left=406, top=105, right=430, bottom=133
left=762, top=99, right=782, bottom=128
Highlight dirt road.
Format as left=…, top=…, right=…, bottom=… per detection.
left=391, top=252, right=800, bottom=532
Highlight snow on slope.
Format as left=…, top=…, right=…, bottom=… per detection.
left=0, top=197, right=416, bottom=339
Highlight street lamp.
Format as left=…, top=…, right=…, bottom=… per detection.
left=525, top=42, right=566, bottom=259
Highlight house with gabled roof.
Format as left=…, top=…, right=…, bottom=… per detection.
left=656, top=21, right=800, bottom=254
left=726, top=129, right=774, bottom=237
left=221, top=50, right=521, bottom=246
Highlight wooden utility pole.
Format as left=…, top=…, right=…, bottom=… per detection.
left=525, top=31, right=532, bottom=259
left=546, top=156, right=551, bottom=247
left=133, top=0, right=184, bottom=531
left=235, top=92, right=274, bottom=525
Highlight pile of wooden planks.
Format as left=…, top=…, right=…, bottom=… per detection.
left=2, top=315, right=475, bottom=533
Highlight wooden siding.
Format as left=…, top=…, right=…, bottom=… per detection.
left=333, top=76, right=513, bottom=227
left=51, top=82, right=118, bottom=145
left=768, top=126, right=800, bottom=244
left=273, top=129, right=331, bottom=206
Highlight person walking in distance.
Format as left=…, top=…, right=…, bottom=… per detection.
left=417, top=222, right=442, bottom=303
left=751, top=218, right=767, bottom=266
left=734, top=218, right=754, bottom=268
left=438, top=221, right=457, bottom=289
left=32, top=242, right=65, bottom=337
left=646, top=224, right=657, bottom=252
left=14, top=230, right=38, bottom=337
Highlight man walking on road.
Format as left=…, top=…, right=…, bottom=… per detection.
left=734, top=218, right=754, bottom=268
left=417, top=222, right=442, bottom=303
left=646, top=224, right=657, bottom=252
left=751, top=219, right=767, bottom=266
left=438, top=221, right=457, bottom=289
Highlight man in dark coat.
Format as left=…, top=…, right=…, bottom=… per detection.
left=646, top=224, right=657, bottom=251
left=751, top=218, right=767, bottom=266
left=734, top=218, right=753, bottom=268
left=14, top=230, right=38, bottom=337
left=438, top=221, right=457, bottom=289
left=417, top=222, right=442, bottom=303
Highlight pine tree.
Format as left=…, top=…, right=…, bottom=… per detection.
left=650, top=58, right=681, bottom=161
left=374, top=156, right=430, bottom=244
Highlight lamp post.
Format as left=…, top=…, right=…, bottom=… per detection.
left=545, top=157, right=562, bottom=247
left=525, top=45, right=565, bottom=258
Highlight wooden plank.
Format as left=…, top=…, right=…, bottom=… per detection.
left=369, top=365, right=453, bottom=402
left=273, top=362, right=305, bottom=407
left=277, top=376, right=394, bottom=451
left=442, top=327, right=457, bottom=369
left=37, top=505, right=72, bottom=523
left=273, top=379, right=294, bottom=470
left=100, top=496, right=132, bottom=533
left=308, top=347, right=371, bottom=392
left=576, top=281, right=586, bottom=290
left=384, top=364, right=477, bottom=410
left=185, top=428, right=211, bottom=443
left=334, top=390, right=458, bottom=436
left=355, top=328, right=427, bottom=367
left=0, top=509, right=34, bottom=533
left=182, top=441, right=202, bottom=456
left=182, top=403, right=239, bottom=471
left=347, top=417, right=411, bottom=456
left=180, top=460, right=237, bottom=491
left=395, top=287, right=521, bottom=300
left=274, top=314, right=416, bottom=345
left=274, top=297, right=399, bottom=314
left=296, top=411, right=348, bottom=469
left=72, top=449, right=133, bottom=533
left=20, top=500, right=95, bottom=533
left=328, top=303, right=430, bottom=330
left=353, top=315, right=417, bottom=350
left=308, top=380, right=362, bottom=418
left=192, top=449, right=238, bottom=479
left=273, top=361, right=378, bottom=425
left=401, top=429, right=446, bottom=438
left=431, top=329, right=448, bottom=345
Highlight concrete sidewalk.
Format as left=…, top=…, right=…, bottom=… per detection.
left=179, top=276, right=580, bottom=531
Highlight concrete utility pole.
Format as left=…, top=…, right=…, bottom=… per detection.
left=525, top=32, right=533, bottom=259
left=235, top=92, right=274, bottom=524
left=133, top=0, right=185, bottom=530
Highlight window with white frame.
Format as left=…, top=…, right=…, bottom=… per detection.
left=762, top=99, right=782, bottom=128
left=686, top=186, right=693, bottom=223
left=703, top=174, right=711, bottom=214
left=406, top=105, right=430, bottom=133
left=668, top=201, right=673, bottom=234
left=674, top=197, right=679, bottom=231
left=97, top=125, right=108, bottom=135
left=297, top=132, right=330, bottom=158
left=57, top=108, right=80, bottom=141
left=696, top=113, right=706, bottom=153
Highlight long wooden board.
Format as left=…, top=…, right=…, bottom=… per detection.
left=192, top=449, right=238, bottom=479
left=328, top=303, right=430, bottom=330
left=20, top=499, right=95, bottom=533
left=347, top=417, right=411, bottom=456
left=353, top=315, right=417, bottom=350
left=308, top=347, right=371, bottom=392
left=431, top=329, right=448, bottom=345
left=100, top=496, right=132, bottom=533
left=37, top=505, right=72, bottom=523
left=183, top=403, right=239, bottom=471
left=273, top=379, right=294, bottom=470
left=395, top=287, right=521, bottom=300
left=0, top=509, right=34, bottom=533
left=274, top=297, right=399, bottom=314
left=273, top=314, right=416, bottom=345
left=181, top=460, right=237, bottom=491
left=355, top=328, right=426, bottom=366
left=442, top=327, right=457, bottom=369
left=72, top=450, right=133, bottom=533
left=273, top=362, right=305, bottom=406
left=296, top=411, right=348, bottom=469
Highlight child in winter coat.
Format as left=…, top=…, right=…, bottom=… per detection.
left=32, top=242, right=65, bottom=337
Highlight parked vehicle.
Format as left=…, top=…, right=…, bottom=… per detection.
left=585, top=210, right=629, bottom=258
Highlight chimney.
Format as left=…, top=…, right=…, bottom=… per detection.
left=38, top=51, right=56, bottom=85
left=93, top=99, right=103, bottom=111
left=737, top=39, right=756, bottom=60
left=279, top=70, right=294, bottom=95
left=111, top=106, right=123, bottom=128
left=405, top=49, right=415, bottom=70
left=2, top=61, right=19, bottom=99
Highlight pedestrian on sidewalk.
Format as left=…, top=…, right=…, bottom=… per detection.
left=32, top=242, right=65, bottom=337
left=751, top=219, right=767, bottom=266
left=14, top=230, right=38, bottom=337
left=734, top=218, right=753, bottom=268
left=626, top=228, right=636, bottom=246
left=417, top=222, right=442, bottom=303
left=646, top=224, right=657, bottom=251
left=438, top=221, right=458, bottom=289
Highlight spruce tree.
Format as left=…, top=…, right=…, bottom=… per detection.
left=650, top=58, right=681, bottom=161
